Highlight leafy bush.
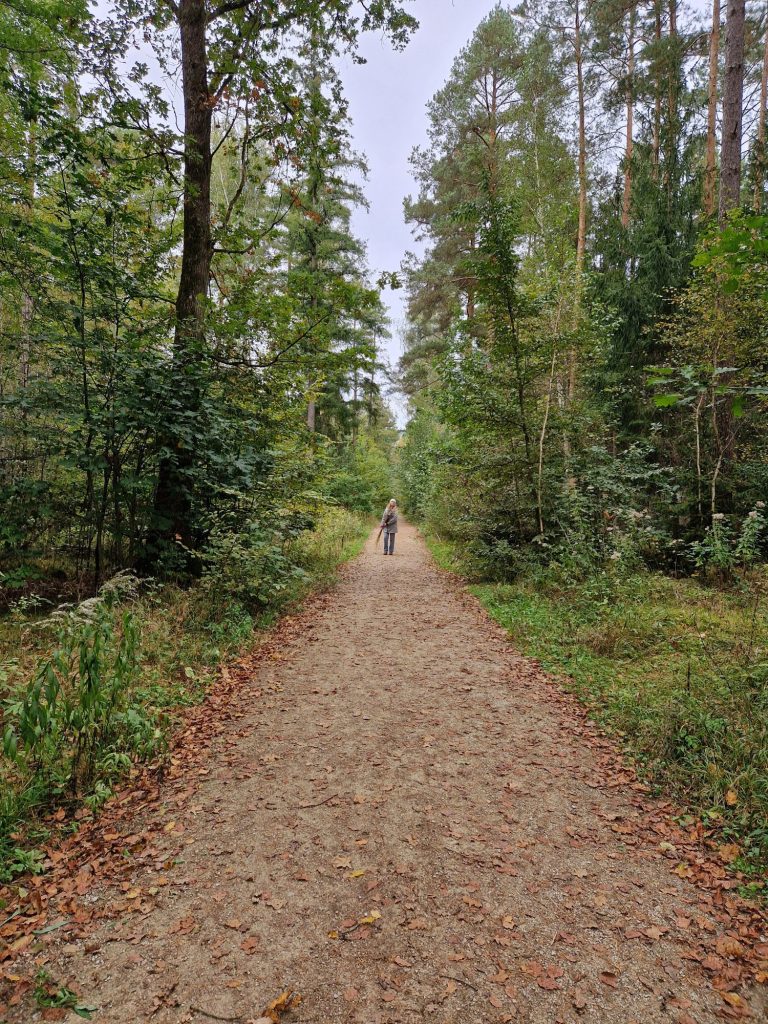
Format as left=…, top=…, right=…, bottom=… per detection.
left=201, top=514, right=310, bottom=613
left=0, top=572, right=164, bottom=879
left=691, top=504, right=767, bottom=583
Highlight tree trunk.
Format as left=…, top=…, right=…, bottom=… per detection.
left=704, top=0, right=721, bottom=217
left=719, top=0, right=746, bottom=223
left=652, top=1, right=662, bottom=175
left=563, top=0, right=588, bottom=487
left=665, top=0, right=680, bottom=206
left=574, top=0, right=587, bottom=293
left=151, top=0, right=213, bottom=553
left=621, top=7, right=635, bottom=229
left=20, top=121, right=36, bottom=400
left=753, top=14, right=768, bottom=212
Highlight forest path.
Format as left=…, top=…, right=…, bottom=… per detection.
left=17, top=523, right=766, bottom=1024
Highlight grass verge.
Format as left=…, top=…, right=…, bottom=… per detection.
left=425, top=533, right=768, bottom=894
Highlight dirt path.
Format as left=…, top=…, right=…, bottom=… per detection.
left=11, top=524, right=767, bottom=1023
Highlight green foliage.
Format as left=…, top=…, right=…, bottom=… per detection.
left=201, top=513, right=311, bottom=613
left=34, top=969, right=96, bottom=1019
left=690, top=506, right=767, bottom=583
left=2, top=573, right=162, bottom=799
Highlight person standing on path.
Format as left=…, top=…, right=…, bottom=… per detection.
left=380, top=498, right=399, bottom=555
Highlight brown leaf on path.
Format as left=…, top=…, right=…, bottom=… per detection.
left=572, top=988, right=588, bottom=1010
left=720, top=991, right=747, bottom=1008
left=489, top=992, right=505, bottom=1008
left=702, top=954, right=725, bottom=971
left=718, top=844, right=741, bottom=864
left=240, top=936, right=259, bottom=954
left=261, top=988, right=302, bottom=1021
left=168, top=916, right=197, bottom=936
left=537, top=976, right=561, bottom=991
left=600, top=971, right=619, bottom=988
left=716, top=936, right=746, bottom=958
left=405, top=916, right=428, bottom=931
left=521, top=960, right=544, bottom=978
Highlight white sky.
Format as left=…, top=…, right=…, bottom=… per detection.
left=339, top=0, right=503, bottom=418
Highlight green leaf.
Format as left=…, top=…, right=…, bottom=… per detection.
left=653, top=393, right=683, bottom=408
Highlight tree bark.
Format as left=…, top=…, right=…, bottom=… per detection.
left=151, top=0, right=213, bottom=553
left=652, top=1, right=662, bottom=175
left=704, top=0, right=721, bottom=217
left=719, top=0, right=746, bottom=223
left=574, top=0, right=587, bottom=293
left=753, top=13, right=768, bottom=212
left=621, top=7, right=635, bottom=229
left=562, top=0, right=588, bottom=489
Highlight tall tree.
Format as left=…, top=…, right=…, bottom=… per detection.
left=719, top=0, right=746, bottom=221
left=703, top=0, right=721, bottom=217
left=136, top=0, right=416, bottom=556
left=753, top=10, right=768, bottom=212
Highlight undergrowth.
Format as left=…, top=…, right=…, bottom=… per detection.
left=0, top=508, right=370, bottom=882
left=426, top=533, right=768, bottom=888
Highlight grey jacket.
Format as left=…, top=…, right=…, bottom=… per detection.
left=381, top=507, right=399, bottom=533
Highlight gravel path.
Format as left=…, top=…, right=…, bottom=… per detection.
left=14, top=523, right=766, bottom=1023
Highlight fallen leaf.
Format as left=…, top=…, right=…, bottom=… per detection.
left=721, top=992, right=746, bottom=1008
left=405, top=917, right=428, bottom=931
left=537, top=976, right=561, bottom=991
left=262, top=989, right=302, bottom=1020
left=600, top=971, right=619, bottom=989
left=240, top=936, right=259, bottom=954
left=716, top=936, right=745, bottom=958
left=718, top=843, right=741, bottom=864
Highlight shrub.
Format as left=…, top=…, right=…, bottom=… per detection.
left=1, top=572, right=164, bottom=878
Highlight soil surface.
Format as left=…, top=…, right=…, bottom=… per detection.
left=7, top=523, right=767, bottom=1023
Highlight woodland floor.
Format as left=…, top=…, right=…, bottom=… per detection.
left=3, top=523, right=767, bottom=1024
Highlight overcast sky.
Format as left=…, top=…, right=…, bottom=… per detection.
left=338, top=0, right=502, bottom=415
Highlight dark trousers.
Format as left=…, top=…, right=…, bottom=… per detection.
left=383, top=531, right=396, bottom=554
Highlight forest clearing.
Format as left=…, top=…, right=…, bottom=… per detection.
left=1, top=0, right=767, bottom=1020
